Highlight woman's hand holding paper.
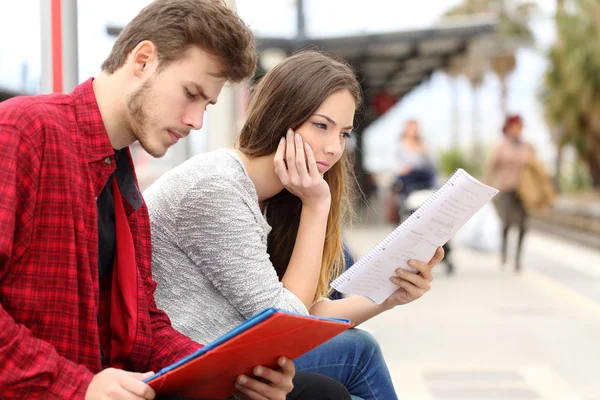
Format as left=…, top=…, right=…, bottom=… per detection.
left=384, top=246, right=444, bottom=307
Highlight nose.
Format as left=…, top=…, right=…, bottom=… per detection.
left=182, top=107, right=205, bottom=131
left=324, top=133, right=344, bottom=157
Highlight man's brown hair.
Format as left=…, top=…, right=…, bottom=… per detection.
left=101, top=0, right=256, bottom=82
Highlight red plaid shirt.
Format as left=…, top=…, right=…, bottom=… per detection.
left=0, top=79, right=201, bottom=399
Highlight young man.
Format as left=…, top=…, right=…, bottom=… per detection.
left=0, top=1, right=350, bottom=399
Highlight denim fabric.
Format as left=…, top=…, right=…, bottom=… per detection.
left=294, top=328, right=398, bottom=400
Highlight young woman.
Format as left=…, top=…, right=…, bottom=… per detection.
left=485, top=114, right=535, bottom=271
left=395, top=119, right=436, bottom=191
left=388, top=119, right=437, bottom=225
left=145, top=51, right=443, bottom=400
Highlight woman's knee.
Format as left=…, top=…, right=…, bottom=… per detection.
left=344, top=329, right=384, bottom=361
left=295, top=328, right=385, bottom=372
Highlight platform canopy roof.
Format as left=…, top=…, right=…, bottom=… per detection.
left=106, top=14, right=496, bottom=113
left=252, top=16, right=496, bottom=107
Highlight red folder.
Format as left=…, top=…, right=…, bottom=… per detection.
left=146, top=308, right=353, bottom=398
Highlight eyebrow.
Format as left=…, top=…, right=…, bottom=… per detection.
left=190, top=82, right=217, bottom=105
left=314, top=113, right=354, bottom=130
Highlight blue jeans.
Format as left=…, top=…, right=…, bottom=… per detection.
left=294, top=328, right=397, bottom=400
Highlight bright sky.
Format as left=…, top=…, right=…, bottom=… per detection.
left=238, top=0, right=465, bottom=37
left=0, top=0, right=560, bottom=170
left=2, top=0, right=554, bottom=89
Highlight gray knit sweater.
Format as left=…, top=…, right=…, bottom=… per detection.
left=144, top=149, right=308, bottom=344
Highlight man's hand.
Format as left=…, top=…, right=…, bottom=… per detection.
left=234, top=357, right=295, bottom=400
left=384, top=246, right=444, bottom=308
left=85, top=368, right=156, bottom=400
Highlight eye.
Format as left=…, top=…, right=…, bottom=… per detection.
left=340, top=131, right=352, bottom=139
left=313, top=122, right=327, bottom=130
left=185, top=88, right=198, bottom=100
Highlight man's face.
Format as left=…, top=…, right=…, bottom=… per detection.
left=127, top=46, right=226, bottom=158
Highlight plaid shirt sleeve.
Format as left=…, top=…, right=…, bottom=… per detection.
left=133, top=204, right=202, bottom=372
left=0, top=124, right=94, bottom=399
left=146, top=276, right=203, bottom=371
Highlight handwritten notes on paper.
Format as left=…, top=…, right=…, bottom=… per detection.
left=330, top=169, right=499, bottom=304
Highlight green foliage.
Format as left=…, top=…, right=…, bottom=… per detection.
left=438, top=147, right=483, bottom=179
left=542, top=0, right=600, bottom=185
left=497, top=12, right=534, bottom=43
left=559, top=157, right=593, bottom=193
left=444, top=0, right=535, bottom=46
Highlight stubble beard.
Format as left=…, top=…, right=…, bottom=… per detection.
left=127, top=79, right=167, bottom=158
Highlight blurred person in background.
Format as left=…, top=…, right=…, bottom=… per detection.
left=389, top=119, right=456, bottom=274
left=485, top=114, right=534, bottom=272
left=394, top=119, right=436, bottom=197
left=386, top=119, right=436, bottom=225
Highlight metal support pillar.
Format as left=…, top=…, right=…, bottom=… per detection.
left=40, top=0, right=78, bottom=94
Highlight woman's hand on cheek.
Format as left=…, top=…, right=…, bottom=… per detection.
left=274, top=129, right=331, bottom=211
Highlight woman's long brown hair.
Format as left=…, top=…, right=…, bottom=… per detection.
left=237, top=50, right=362, bottom=301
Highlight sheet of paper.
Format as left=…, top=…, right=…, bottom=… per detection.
left=331, top=169, right=499, bottom=304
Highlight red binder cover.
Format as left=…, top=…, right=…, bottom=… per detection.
left=146, top=308, right=353, bottom=398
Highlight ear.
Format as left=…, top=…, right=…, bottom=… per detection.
left=130, top=40, right=158, bottom=78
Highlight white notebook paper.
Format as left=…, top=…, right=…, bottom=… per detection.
left=331, top=169, right=499, bottom=304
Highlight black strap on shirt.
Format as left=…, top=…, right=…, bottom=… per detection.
left=97, top=150, right=124, bottom=278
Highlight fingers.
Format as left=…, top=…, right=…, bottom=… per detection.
left=285, top=129, right=300, bottom=183
left=428, top=246, right=445, bottom=267
left=405, top=247, right=443, bottom=282
left=108, top=387, right=147, bottom=400
left=387, top=249, right=442, bottom=305
left=293, top=133, right=309, bottom=177
left=392, top=267, right=431, bottom=291
left=120, top=372, right=156, bottom=399
left=276, top=128, right=319, bottom=185
left=126, top=371, right=154, bottom=381
left=408, top=258, right=434, bottom=282
left=304, top=143, right=320, bottom=178
left=274, top=129, right=329, bottom=206
left=286, top=129, right=311, bottom=183
left=234, top=374, right=277, bottom=400
left=234, top=358, right=294, bottom=400
left=250, top=363, right=293, bottom=394
left=392, top=277, right=428, bottom=300
left=274, top=136, right=289, bottom=184
left=234, top=387, right=268, bottom=400
left=277, top=357, right=295, bottom=378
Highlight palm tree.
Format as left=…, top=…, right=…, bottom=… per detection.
left=444, top=0, right=536, bottom=115
left=442, top=0, right=536, bottom=165
left=542, top=0, right=600, bottom=186
left=444, top=54, right=488, bottom=152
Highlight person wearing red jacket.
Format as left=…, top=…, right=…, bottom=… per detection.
left=0, top=1, right=351, bottom=399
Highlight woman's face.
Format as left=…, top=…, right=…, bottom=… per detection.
left=294, top=89, right=356, bottom=174
left=507, top=122, right=523, bottom=138
left=403, top=121, right=420, bottom=141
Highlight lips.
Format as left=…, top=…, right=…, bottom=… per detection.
left=316, top=161, right=330, bottom=172
left=168, top=129, right=184, bottom=144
